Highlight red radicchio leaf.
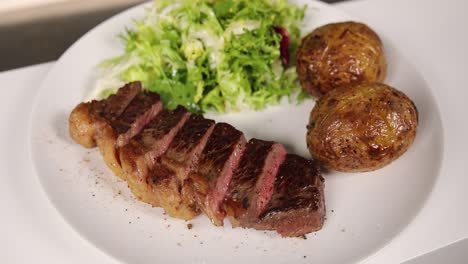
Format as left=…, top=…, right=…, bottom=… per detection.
left=274, top=26, right=290, bottom=66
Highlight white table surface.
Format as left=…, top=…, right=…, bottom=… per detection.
left=1, top=0, right=467, bottom=263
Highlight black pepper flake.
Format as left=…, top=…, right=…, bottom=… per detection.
left=187, top=223, right=193, bottom=230
left=300, top=235, right=307, bottom=240
left=331, top=209, right=334, bottom=213
left=177, top=242, right=182, bottom=247
left=303, top=256, right=307, bottom=258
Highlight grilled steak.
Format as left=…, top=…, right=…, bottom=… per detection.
left=120, top=107, right=190, bottom=203
left=147, top=164, right=200, bottom=220
left=112, top=92, right=163, bottom=148
left=69, top=81, right=141, bottom=148
left=146, top=115, right=215, bottom=219
left=161, top=114, right=215, bottom=181
left=186, top=123, right=246, bottom=226
left=225, top=139, right=287, bottom=227
left=69, top=82, right=161, bottom=178
left=68, top=82, right=326, bottom=237
left=253, top=154, right=325, bottom=237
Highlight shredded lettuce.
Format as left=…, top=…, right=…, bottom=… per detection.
left=94, top=0, right=307, bottom=113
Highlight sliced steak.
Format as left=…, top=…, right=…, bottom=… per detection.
left=69, top=81, right=141, bottom=148
left=161, top=114, right=215, bottom=180
left=225, top=139, right=287, bottom=227
left=98, top=91, right=162, bottom=178
left=186, top=123, right=246, bottom=226
left=112, top=92, right=162, bottom=148
left=146, top=115, right=215, bottom=219
left=120, top=106, right=190, bottom=203
left=147, top=164, right=200, bottom=220
left=253, top=154, right=325, bottom=237
left=69, top=82, right=327, bottom=236
left=69, top=82, right=162, bottom=179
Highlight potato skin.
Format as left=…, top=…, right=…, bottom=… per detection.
left=296, top=21, right=387, bottom=97
left=306, top=83, right=418, bottom=172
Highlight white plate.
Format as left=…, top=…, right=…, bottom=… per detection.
left=29, top=1, right=444, bottom=263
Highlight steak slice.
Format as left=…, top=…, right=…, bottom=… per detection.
left=120, top=106, right=190, bottom=203
left=161, top=114, right=216, bottom=181
left=69, top=81, right=141, bottom=148
left=111, top=92, right=163, bottom=148
left=69, top=82, right=162, bottom=179
left=147, top=164, right=200, bottom=220
left=186, top=123, right=246, bottom=226
left=98, top=91, right=162, bottom=178
left=252, top=154, right=325, bottom=237
left=225, top=139, right=287, bottom=227
left=146, top=115, right=215, bottom=219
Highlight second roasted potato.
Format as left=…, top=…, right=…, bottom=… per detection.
left=306, top=83, right=418, bottom=172
left=296, top=21, right=387, bottom=97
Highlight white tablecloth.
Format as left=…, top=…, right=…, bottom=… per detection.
left=1, top=0, right=467, bottom=263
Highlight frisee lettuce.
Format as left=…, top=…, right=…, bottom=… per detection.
left=94, top=0, right=307, bottom=113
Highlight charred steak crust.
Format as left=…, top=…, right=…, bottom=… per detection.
left=188, top=123, right=246, bottom=226
left=69, top=82, right=162, bottom=179
left=226, top=139, right=275, bottom=215
left=255, top=154, right=325, bottom=237
left=225, top=139, right=287, bottom=226
left=162, top=114, right=215, bottom=180
left=68, top=82, right=141, bottom=148
left=99, top=81, right=141, bottom=120
left=145, top=115, right=215, bottom=220
left=120, top=106, right=190, bottom=175
left=125, top=106, right=190, bottom=158
left=148, top=164, right=200, bottom=220
left=120, top=106, right=190, bottom=203
left=197, top=123, right=245, bottom=183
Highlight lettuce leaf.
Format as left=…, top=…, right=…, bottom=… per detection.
left=94, top=0, right=306, bottom=113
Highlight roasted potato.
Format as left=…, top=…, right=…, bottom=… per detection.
left=306, top=83, right=418, bottom=172
left=296, top=21, right=387, bottom=97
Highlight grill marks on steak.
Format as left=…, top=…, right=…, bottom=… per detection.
left=225, top=139, right=287, bottom=226
left=69, top=83, right=326, bottom=237
left=146, top=115, right=215, bottom=219
left=253, top=154, right=325, bottom=237
left=187, top=123, right=246, bottom=226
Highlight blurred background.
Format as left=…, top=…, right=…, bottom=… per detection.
left=0, top=0, right=346, bottom=71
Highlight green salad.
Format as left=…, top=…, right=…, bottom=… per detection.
left=93, top=0, right=307, bottom=113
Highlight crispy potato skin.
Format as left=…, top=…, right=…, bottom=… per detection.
left=306, top=83, right=418, bottom=172
left=296, top=21, right=387, bottom=97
